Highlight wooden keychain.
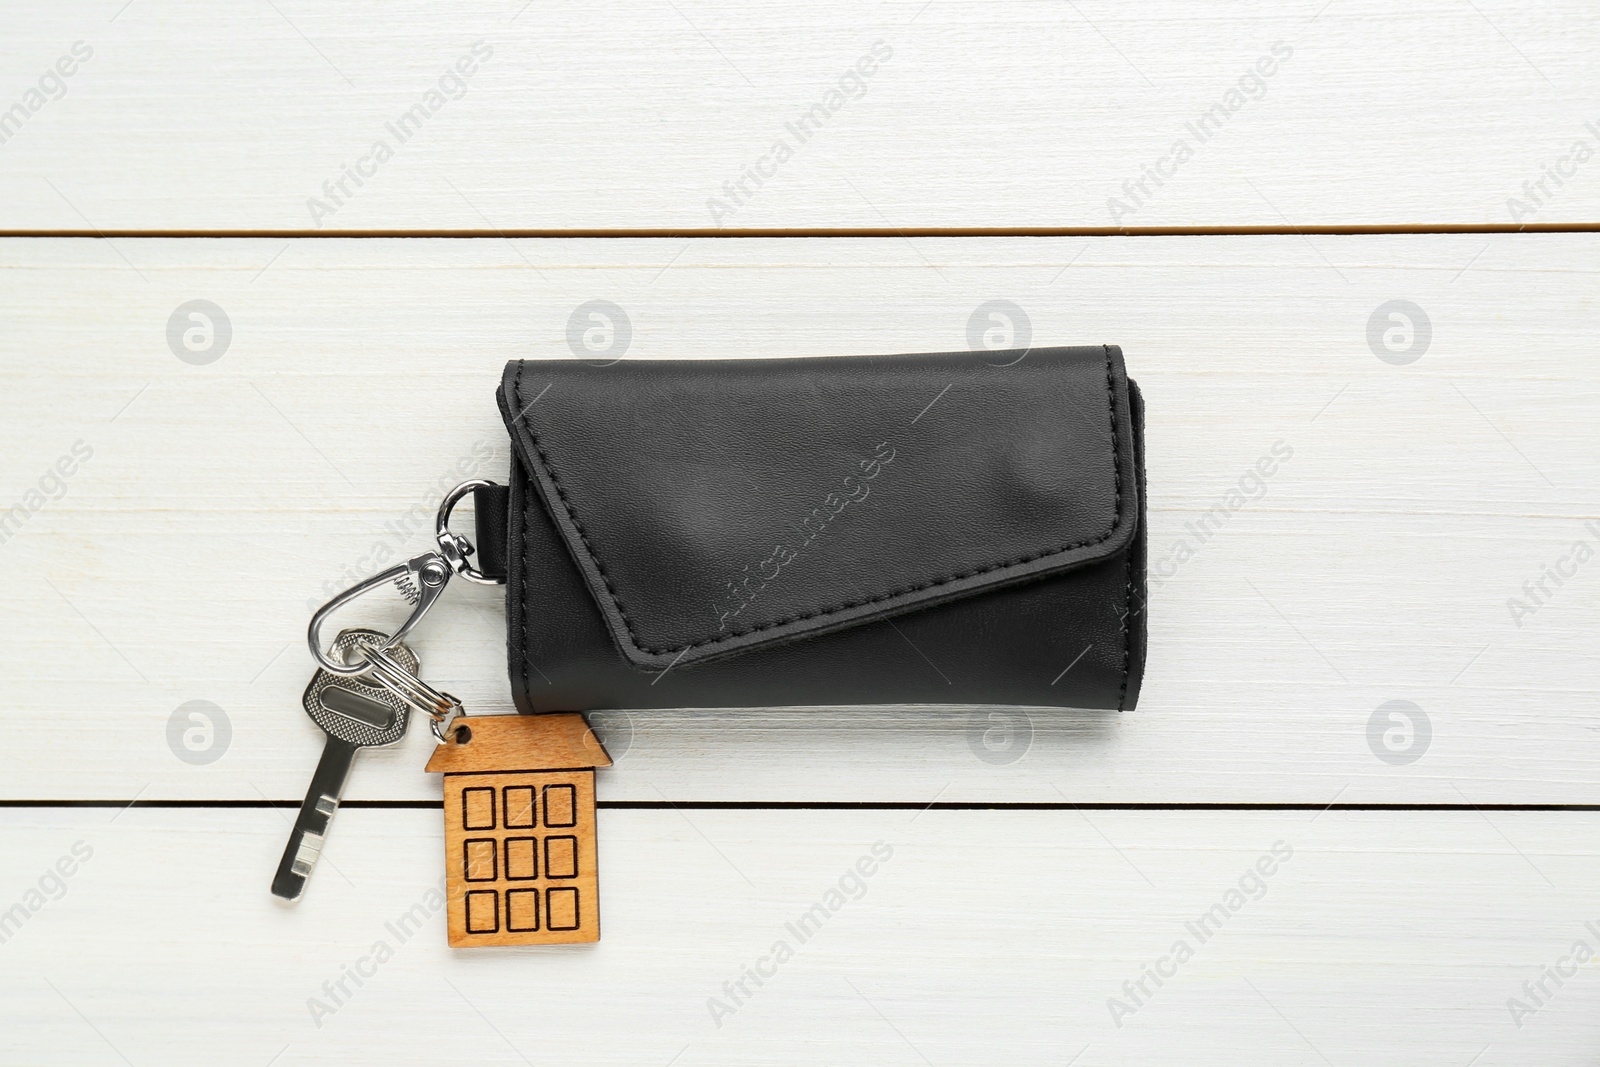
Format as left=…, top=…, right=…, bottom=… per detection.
left=426, top=713, right=611, bottom=946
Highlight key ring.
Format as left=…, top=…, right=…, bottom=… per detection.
left=357, top=639, right=468, bottom=742
left=307, top=479, right=506, bottom=674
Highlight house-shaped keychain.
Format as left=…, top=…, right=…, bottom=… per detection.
left=426, top=713, right=611, bottom=946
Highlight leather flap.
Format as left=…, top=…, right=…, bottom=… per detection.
left=497, top=346, right=1140, bottom=671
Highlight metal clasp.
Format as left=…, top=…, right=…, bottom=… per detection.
left=306, top=479, right=505, bottom=674
left=436, top=479, right=504, bottom=586
left=307, top=552, right=452, bottom=674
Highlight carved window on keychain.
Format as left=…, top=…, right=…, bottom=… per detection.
left=455, top=777, right=587, bottom=935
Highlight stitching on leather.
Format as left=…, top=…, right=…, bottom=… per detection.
left=1117, top=550, right=1132, bottom=713
left=513, top=379, right=651, bottom=647
left=515, top=467, right=531, bottom=707
left=1117, top=368, right=1134, bottom=712
left=514, top=347, right=1126, bottom=659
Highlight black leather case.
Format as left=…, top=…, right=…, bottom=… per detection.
left=478, top=346, right=1147, bottom=712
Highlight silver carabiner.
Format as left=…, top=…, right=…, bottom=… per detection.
left=306, top=479, right=506, bottom=674
left=307, top=552, right=453, bottom=674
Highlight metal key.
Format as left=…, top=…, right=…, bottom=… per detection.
left=271, top=628, right=418, bottom=901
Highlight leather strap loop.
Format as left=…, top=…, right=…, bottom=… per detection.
left=472, top=482, right=511, bottom=582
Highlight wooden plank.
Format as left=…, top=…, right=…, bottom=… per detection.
left=0, top=236, right=1596, bottom=802
left=0, top=807, right=1595, bottom=1065
left=2, top=2, right=1599, bottom=230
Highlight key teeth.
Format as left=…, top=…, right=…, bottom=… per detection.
left=291, top=832, right=325, bottom=876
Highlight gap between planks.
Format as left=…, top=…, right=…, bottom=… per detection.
left=5, top=800, right=1600, bottom=812
left=6, top=223, right=1600, bottom=239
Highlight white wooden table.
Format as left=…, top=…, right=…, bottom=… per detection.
left=2, top=4, right=1597, bottom=1065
